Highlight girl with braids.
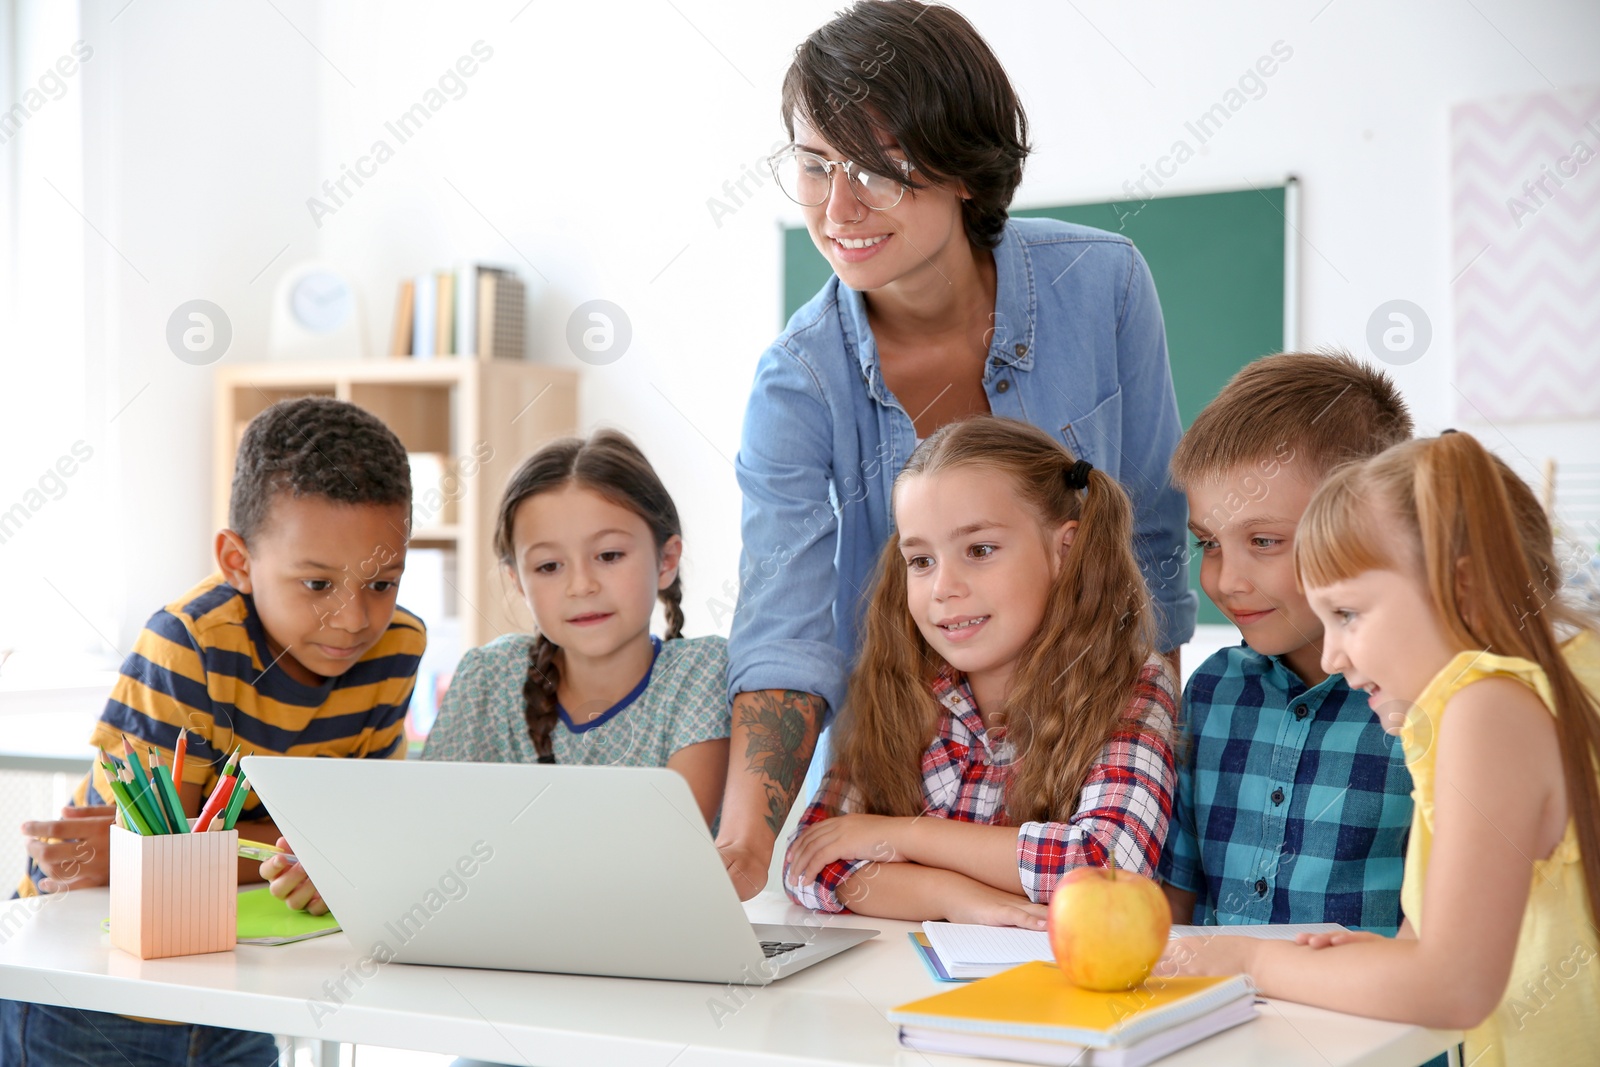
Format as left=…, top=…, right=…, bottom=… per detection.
left=785, top=416, right=1178, bottom=926
left=1165, top=431, right=1600, bottom=1067
left=423, top=430, right=730, bottom=827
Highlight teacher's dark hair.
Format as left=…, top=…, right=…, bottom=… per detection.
left=781, top=0, right=1030, bottom=250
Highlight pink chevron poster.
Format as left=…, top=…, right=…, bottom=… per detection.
left=1452, top=85, right=1600, bottom=421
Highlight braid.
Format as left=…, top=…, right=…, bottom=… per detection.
left=660, top=576, right=685, bottom=641
left=522, top=637, right=561, bottom=763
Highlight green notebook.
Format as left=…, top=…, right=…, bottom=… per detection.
left=236, top=886, right=341, bottom=945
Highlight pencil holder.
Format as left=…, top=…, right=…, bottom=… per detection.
left=109, top=825, right=238, bottom=959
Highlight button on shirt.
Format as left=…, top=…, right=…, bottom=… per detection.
left=729, top=218, right=1196, bottom=719
left=1158, top=643, right=1415, bottom=933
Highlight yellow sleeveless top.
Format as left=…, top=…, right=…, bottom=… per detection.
left=1400, top=633, right=1600, bottom=1067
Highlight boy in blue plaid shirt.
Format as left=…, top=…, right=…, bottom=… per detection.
left=1158, top=351, right=1416, bottom=934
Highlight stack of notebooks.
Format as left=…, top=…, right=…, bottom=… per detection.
left=895, top=921, right=1348, bottom=1065
left=390, top=262, right=526, bottom=360
left=889, top=962, right=1257, bottom=1067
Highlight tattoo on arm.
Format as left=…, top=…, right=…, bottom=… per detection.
left=736, top=689, right=825, bottom=837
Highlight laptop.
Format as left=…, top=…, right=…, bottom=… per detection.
left=240, top=757, right=877, bottom=984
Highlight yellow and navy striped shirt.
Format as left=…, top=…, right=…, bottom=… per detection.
left=19, top=573, right=425, bottom=897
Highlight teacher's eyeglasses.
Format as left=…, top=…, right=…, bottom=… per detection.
left=768, top=145, right=915, bottom=211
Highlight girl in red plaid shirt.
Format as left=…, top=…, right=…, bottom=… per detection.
left=785, top=416, right=1178, bottom=927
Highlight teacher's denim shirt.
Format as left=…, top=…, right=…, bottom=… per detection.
left=729, top=216, right=1195, bottom=718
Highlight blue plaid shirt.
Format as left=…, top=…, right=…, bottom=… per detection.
left=1158, top=643, right=1414, bottom=934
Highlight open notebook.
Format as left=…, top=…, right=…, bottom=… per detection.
left=920, top=920, right=1347, bottom=980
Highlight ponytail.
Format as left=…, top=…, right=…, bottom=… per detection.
left=1005, top=464, right=1157, bottom=822
left=1299, top=432, right=1600, bottom=928
left=1418, top=434, right=1600, bottom=926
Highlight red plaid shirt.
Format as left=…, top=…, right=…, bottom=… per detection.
left=784, top=655, right=1178, bottom=912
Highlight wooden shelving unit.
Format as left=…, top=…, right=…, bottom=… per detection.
left=214, top=360, right=578, bottom=649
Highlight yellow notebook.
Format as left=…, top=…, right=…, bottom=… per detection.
left=888, top=961, right=1254, bottom=1049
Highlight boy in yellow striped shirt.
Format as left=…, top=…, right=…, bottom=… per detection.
left=4, top=396, right=426, bottom=1067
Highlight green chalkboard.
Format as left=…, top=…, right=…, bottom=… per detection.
left=781, top=185, right=1291, bottom=626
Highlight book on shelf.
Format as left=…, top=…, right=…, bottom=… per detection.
left=454, top=260, right=478, bottom=357
left=389, top=279, right=414, bottom=357
left=474, top=265, right=526, bottom=360
left=889, top=961, right=1257, bottom=1067
left=435, top=270, right=455, bottom=356
left=396, top=263, right=526, bottom=360
left=411, top=272, right=437, bottom=361
left=918, top=920, right=1349, bottom=981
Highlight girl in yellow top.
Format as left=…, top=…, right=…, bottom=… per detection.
left=1165, top=431, right=1600, bottom=1067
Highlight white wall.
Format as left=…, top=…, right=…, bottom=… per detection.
left=74, top=0, right=323, bottom=652
left=66, top=0, right=1600, bottom=651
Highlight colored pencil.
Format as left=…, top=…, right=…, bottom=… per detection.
left=121, top=735, right=153, bottom=795
left=145, top=746, right=183, bottom=834
left=150, top=751, right=190, bottom=833
left=172, top=729, right=187, bottom=786
left=195, top=746, right=242, bottom=832
left=121, top=738, right=171, bottom=833
left=99, top=770, right=135, bottom=835
left=131, top=773, right=170, bottom=834
left=98, top=751, right=154, bottom=835
left=220, top=778, right=252, bottom=831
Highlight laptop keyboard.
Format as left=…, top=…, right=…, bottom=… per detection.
left=760, top=940, right=806, bottom=958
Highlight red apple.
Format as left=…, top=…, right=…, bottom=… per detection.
left=1048, top=855, right=1171, bottom=991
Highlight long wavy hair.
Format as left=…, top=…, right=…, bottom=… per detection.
left=829, top=416, right=1158, bottom=823
left=1296, top=432, right=1600, bottom=927
left=493, top=430, right=685, bottom=762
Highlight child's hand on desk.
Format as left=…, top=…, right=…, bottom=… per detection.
left=22, top=805, right=116, bottom=892
left=944, top=881, right=1049, bottom=930
left=1296, top=929, right=1386, bottom=950
left=788, top=814, right=903, bottom=883
left=1156, top=934, right=1259, bottom=979
left=261, top=836, right=328, bottom=915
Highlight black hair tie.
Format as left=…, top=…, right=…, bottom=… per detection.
left=1065, top=459, right=1095, bottom=490
left=1440, top=428, right=1458, bottom=435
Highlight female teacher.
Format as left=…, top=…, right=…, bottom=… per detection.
left=714, top=0, right=1195, bottom=898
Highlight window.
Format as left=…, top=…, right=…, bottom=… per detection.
left=0, top=0, right=115, bottom=680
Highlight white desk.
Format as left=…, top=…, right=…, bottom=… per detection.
left=0, top=889, right=1458, bottom=1067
